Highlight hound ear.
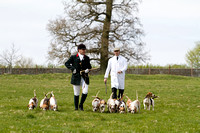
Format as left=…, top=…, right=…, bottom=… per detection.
left=27, top=105, right=29, bottom=107
left=146, top=92, right=152, bottom=98
left=105, top=102, right=107, bottom=104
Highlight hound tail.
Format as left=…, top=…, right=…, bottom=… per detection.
left=124, top=94, right=130, bottom=100
left=46, top=92, right=51, bottom=96
left=136, top=90, right=138, bottom=100
left=96, top=91, right=100, bottom=97
left=110, top=92, right=113, bottom=99
left=51, top=91, right=54, bottom=97
left=34, top=90, right=36, bottom=97
left=92, top=90, right=100, bottom=99
left=44, top=92, right=51, bottom=98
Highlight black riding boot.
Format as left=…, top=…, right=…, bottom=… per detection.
left=79, top=94, right=87, bottom=111
left=74, top=95, right=79, bottom=110
left=112, top=87, right=117, bottom=99
left=118, top=89, right=124, bottom=99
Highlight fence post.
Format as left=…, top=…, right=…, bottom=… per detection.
left=2, top=67, right=5, bottom=74
left=191, top=63, right=193, bottom=77
left=168, top=65, right=171, bottom=74
left=148, top=66, right=151, bottom=75
left=4, top=67, right=6, bottom=74
left=53, top=66, right=55, bottom=73
left=36, top=65, right=38, bottom=74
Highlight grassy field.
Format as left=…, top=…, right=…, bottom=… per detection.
left=0, top=73, right=200, bottom=133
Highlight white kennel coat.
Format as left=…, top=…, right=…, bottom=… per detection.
left=104, top=55, right=128, bottom=89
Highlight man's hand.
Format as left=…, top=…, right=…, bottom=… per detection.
left=85, top=69, right=89, bottom=73
left=117, top=70, right=122, bottom=74
left=73, top=69, right=76, bottom=74
left=104, top=78, right=107, bottom=84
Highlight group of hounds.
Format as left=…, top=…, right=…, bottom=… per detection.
left=92, top=91, right=159, bottom=114
left=28, top=90, right=158, bottom=113
left=27, top=90, right=58, bottom=111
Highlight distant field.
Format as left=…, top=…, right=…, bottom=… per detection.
left=0, top=73, right=199, bottom=132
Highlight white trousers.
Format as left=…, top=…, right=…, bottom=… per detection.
left=73, top=77, right=88, bottom=96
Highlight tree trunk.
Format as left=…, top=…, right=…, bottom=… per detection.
left=100, top=0, right=113, bottom=74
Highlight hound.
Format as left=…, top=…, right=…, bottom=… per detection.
left=107, top=93, right=116, bottom=113
left=40, top=92, right=50, bottom=111
left=92, top=91, right=106, bottom=113
left=99, top=99, right=106, bottom=113
left=49, top=91, right=58, bottom=111
left=118, top=95, right=126, bottom=114
left=115, top=99, right=120, bottom=113
left=126, top=91, right=140, bottom=114
left=92, top=91, right=101, bottom=112
left=125, top=95, right=132, bottom=113
left=143, top=92, right=158, bottom=111
left=28, top=90, right=38, bottom=110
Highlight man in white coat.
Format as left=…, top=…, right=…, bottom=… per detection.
left=104, top=48, right=128, bottom=99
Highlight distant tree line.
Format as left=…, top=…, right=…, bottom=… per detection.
left=0, top=43, right=198, bottom=70
left=0, top=44, right=36, bottom=73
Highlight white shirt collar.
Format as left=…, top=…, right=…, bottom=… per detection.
left=78, top=52, right=84, bottom=61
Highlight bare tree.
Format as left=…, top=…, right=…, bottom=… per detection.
left=47, top=0, right=149, bottom=72
left=0, top=44, right=21, bottom=73
left=15, top=56, right=35, bottom=68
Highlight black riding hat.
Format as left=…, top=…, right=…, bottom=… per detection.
left=78, top=44, right=86, bottom=50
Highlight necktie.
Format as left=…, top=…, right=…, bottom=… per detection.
left=117, top=56, right=118, bottom=60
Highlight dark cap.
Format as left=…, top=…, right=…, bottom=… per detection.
left=78, top=44, right=86, bottom=50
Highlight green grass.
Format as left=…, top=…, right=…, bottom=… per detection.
left=0, top=73, right=200, bottom=132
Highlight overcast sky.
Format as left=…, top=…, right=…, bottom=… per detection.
left=0, top=0, right=199, bottom=66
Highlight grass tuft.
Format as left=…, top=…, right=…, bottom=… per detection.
left=26, top=114, right=36, bottom=119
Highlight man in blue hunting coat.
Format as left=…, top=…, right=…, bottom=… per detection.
left=65, top=44, right=92, bottom=111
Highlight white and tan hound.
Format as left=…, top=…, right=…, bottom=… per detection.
left=126, top=91, right=140, bottom=114
left=92, top=91, right=106, bottom=113
left=143, top=92, right=158, bottom=111
left=40, top=92, right=50, bottom=111
left=107, top=93, right=116, bottom=113
left=49, top=91, right=58, bottom=111
left=28, top=90, right=38, bottom=110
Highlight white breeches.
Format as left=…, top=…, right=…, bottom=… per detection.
left=73, top=77, right=88, bottom=96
